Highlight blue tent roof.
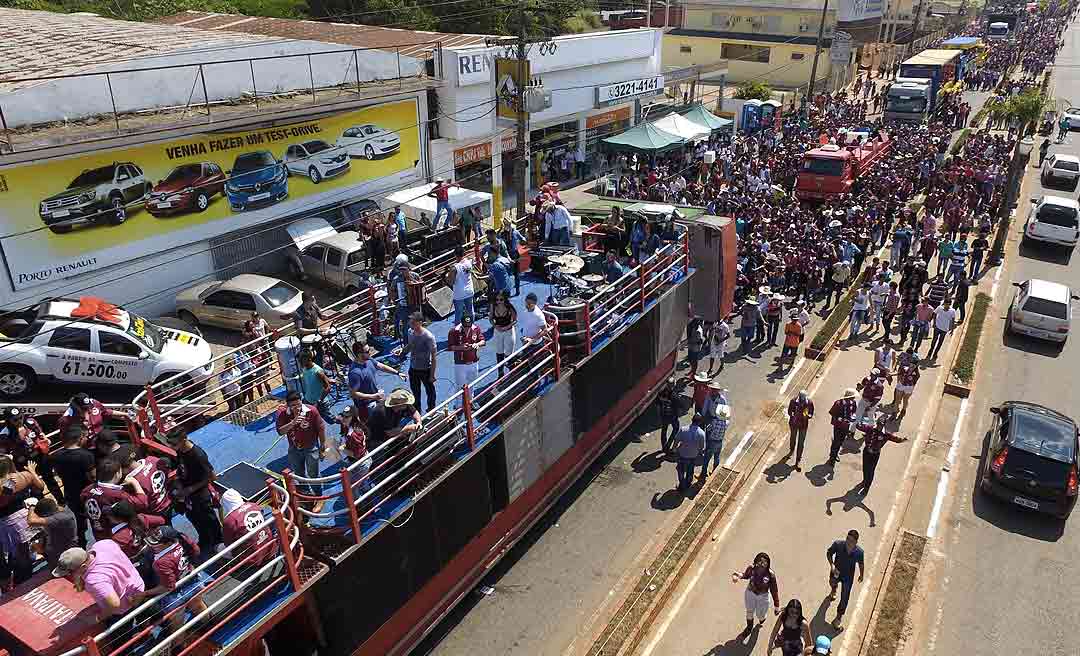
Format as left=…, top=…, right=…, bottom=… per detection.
left=941, top=36, right=980, bottom=46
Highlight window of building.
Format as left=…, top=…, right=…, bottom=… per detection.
left=721, top=44, right=770, bottom=63
left=791, top=52, right=806, bottom=60
left=765, top=15, right=781, bottom=31
left=710, top=12, right=729, bottom=27
left=680, top=45, right=692, bottom=53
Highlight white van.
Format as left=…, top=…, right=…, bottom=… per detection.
left=1025, top=195, right=1080, bottom=248
left=1007, top=278, right=1079, bottom=343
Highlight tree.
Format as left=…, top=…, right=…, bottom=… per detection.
left=733, top=80, right=772, bottom=101
left=1006, top=88, right=1049, bottom=137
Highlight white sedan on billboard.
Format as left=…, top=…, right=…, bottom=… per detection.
left=337, top=124, right=401, bottom=160
left=283, top=140, right=351, bottom=184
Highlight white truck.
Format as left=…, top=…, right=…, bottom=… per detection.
left=884, top=78, right=934, bottom=124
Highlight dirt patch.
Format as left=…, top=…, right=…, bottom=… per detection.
left=760, top=399, right=784, bottom=418
left=867, top=531, right=927, bottom=656
left=586, top=469, right=736, bottom=656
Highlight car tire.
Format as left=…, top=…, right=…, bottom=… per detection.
left=0, top=365, right=35, bottom=398
left=108, top=195, right=126, bottom=225
left=364, top=144, right=375, bottom=160
left=288, top=258, right=306, bottom=281
left=177, top=310, right=200, bottom=329
left=195, top=192, right=210, bottom=212
left=308, top=167, right=322, bottom=184
left=48, top=224, right=73, bottom=234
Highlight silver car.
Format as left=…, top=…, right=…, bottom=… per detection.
left=175, top=274, right=303, bottom=331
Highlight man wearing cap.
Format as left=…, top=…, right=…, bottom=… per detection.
left=293, top=292, right=328, bottom=337
left=856, top=416, right=908, bottom=494
left=499, top=219, right=525, bottom=296
left=81, top=457, right=147, bottom=540
left=448, top=313, right=485, bottom=392
left=854, top=368, right=889, bottom=428
left=276, top=391, right=329, bottom=513
left=53, top=540, right=145, bottom=623
left=385, top=389, right=423, bottom=440
left=220, top=489, right=277, bottom=567
left=398, top=312, right=438, bottom=413
left=57, top=393, right=116, bottom=449
left=144, top=526, right=209, bottom=633
left=702, top=398, right=730, bottom=478
left=781, top=313, right=803, bottom=367
left=387, top=254, right=419, bottom=345
left=348, top=341, right=405, bottom=421
left=828, top=389, right=858, bottom=465
left=813, top=635, right=832, bottom=654
left=655, top=377, right=681, bottom=455
left=740, top=299, right=763, bottom=355
left=787, top=390, right=814, bottom=471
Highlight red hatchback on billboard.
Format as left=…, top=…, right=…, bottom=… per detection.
left=147, top=162, right=227, bottom=217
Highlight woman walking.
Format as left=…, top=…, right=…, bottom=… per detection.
left=732, top=552, right=781, bottom=638
left=768, top=598, right=814, bottom=656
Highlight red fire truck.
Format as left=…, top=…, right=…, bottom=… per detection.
left=794, top=131, right=892, bottom=201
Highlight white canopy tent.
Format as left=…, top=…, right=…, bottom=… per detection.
left=649, top=113, right=711, bottom=141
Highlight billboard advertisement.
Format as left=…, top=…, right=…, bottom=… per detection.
left=836, top=0, right=884, bottom=22
left=0, top=99, right=422, bottom=291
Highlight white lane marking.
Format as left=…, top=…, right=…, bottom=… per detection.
left=926, top=474, right=950, bottom=540
left=724, top=431, right=755, bottom=468
left=778, top=357, right=806, bottom=396
left=839, top=395, right=937, bottom=654
left=639, top=447, right=770, bottom=656
left=945, top=398, right=968, bottom=469
left=928, top=398, right=968, bottom=539
left=990, top=254, right=1005, bottom=300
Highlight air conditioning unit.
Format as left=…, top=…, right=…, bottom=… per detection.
left=799, top=23, right=809, bottom=32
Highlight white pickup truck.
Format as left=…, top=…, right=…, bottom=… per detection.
left=0, top=298, right=214, bottom=398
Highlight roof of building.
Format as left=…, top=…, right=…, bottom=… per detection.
left=0, top=8, right=269, bottom=90
left=153, top=11, right=489, bottom=60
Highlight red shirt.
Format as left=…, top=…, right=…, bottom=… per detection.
left=81, top=482, right=147, bottom=540
left=447, top=324, right=483, bottom=365
left=57, top=401, right=114, bottom=447
left=858, top=376, right=885, bottom=404
left=152, top=539, right=199, bottom=590
left=222, top=502, right=278, bottom=567
left=433, top=184, right=450, bottom=201
left=741, top=565, right=780, bottom=606
left=857, top=425, right=904, bottom=454
left=341, top=422, right=369, bottom=459
left=788, top=397, right=815, bottom=429
left=897, top=364, right=920, bottom=387
left=110, top=514, right=166, bottom=559
left=275, top=404, right=324, bottom=450
left=830, top=398, right=857, bottom=429
left=0, top=417, right=47, bottom=459
left=126, top=456, right=173, bottom=516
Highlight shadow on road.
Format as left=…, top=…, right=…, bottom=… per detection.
left=702, top=621, right=762, bottom=656
left=764, top=459, right=797, bottom=483
left=825, top=484, right=877, bottom=527
left=652, top=488, right=687, bottom=511
left=1018, top=238, right=1073, bottom=266
left=1001, top=316, right=1066, bottom=358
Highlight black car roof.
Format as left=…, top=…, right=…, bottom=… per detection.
left=1006, top=403, right=1077, bottom=464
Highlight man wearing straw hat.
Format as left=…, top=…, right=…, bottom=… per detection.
left=786, top=390, right=814, bottom=471
left=827, top=389, right=858, bottom=466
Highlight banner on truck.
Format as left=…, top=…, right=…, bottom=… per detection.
left=0, top=98, right=422, bottom=291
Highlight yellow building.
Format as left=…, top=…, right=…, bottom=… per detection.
left=663, top=0, right=839, bottom=91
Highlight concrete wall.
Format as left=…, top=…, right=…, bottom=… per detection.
left=683, top=6, right=836, bottom=35
left=663, top=34, right=833, bottom=89
left=2, top=41, right=424, bottom=128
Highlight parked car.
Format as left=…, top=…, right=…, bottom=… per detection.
left=0, top=298, right=213, bottom=398
left=283, top=140, right=351, bottom=184
left=39, top=162, right=151, bottom=233
left=175, top=274, right=303, bottom=331
left=1006, top=278, right=1079, bottom=343
left=226, top=151, right=288, bottom=212
left=147, top=162, right=227, bottom=216
left=980, top=401, right=1079, bottom=520
left=1061, top=107, right=1080, bottom=129
left=336, top=124, right=401, bottom=160
left=1041, top=154, right=1080, bottom=189
left=284, top=218, right=372, bottom=295
left=1024, top=195, right=1080, bottom=248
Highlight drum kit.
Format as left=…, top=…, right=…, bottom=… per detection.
left=544, top=252, right=599, bottom=303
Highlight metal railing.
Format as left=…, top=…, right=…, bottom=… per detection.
left=56, top=480, right=302, bottom=656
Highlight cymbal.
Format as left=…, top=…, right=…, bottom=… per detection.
left=559, top=263, right=584, bottom=275
left=581, top=274, right=604, bottom=283
left=551, top=253, right=584, bottom=268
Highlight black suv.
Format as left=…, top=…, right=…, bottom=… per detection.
left=980, top=401, right=1079, bottom=520
left=39, top=162, right=151, bottom=233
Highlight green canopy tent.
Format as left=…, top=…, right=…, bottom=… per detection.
left=680, top=103, right=733, bottom=131
left=601, top=121, right=687, bottom=153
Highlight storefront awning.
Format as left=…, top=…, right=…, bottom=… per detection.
left=680, top=103, right=734, bottom=131
left=649, top=113, right=711, bottom=141
left=601, top=122, right=686, bottom=153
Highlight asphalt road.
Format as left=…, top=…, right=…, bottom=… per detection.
left=926, top=21, right=1080, bottom=656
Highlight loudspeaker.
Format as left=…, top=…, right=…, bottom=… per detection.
left=685, top=216, right=737, bottom=322
left=424, top=286, right=454, bottom=319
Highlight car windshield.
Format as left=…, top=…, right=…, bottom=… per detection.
left=1023, top=296, right=1067, bottom=319
left=886, top=95, right=927, bottom=113
left=988, top=25, right=1009, bottom=36
left=803, top=157, right=845, bottom=176
left=303, top=141, right=331, bottom=154
left=261, top=282, right=300, bottom=308
left=1037, top=203, right=1079, bottom=227
left=1055, top=159, right=1080, bottom=172
left=69, top=167, right=113, bottom=188
left=1012, top=408, right=1076, bottom=463
left=234, top=152, right=276, bottom=173
left=127, top=314, right=164, bottom=353
left=163, top=164, right=202, bottom=183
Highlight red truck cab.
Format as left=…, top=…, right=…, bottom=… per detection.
left=795, top=132, right=891, bottom=201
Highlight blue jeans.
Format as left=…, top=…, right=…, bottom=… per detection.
left=395, top=305, right=411, bottom=345
left=831, top=572, right=855, bottom=616
left=435, top=199, right=451, bottom=229
left=969, top=252, right=984, bottom=279
left=549, top=226, right=570, bottom=246
left=453, top=296, right=475, bottom=325
left=702, top=439, right=724, bottom=475
left=676, top=456, right=696, bottom=491
left=287, top=445, right=321, bottom=497
left=849, top=309, right=866, bottom=339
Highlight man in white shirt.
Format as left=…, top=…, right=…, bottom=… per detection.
left=868, top=278, right=891, bottom=333
left=928, top=300, right=957, bottom=360
left=544, top=203, right=572, bottom=246
left=447, top=246, right=475, bottom=325
left=518, top=293, right=550, bottom=344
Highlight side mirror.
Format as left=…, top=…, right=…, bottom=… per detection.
left=1071, top=295, right=1080, bottom=301
left=138, top=350, right=150, bottom=360
left=1011, top=282, right=1022, bottom=288
left=989, top=406, right=1000, bottom=415
left=1030, top=198, right=1038, bottom=204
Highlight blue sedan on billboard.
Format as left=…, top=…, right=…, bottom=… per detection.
left=226, top=151, right=289, bottom=212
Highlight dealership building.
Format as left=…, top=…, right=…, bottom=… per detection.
left=0, top=8, right=669, bottom=316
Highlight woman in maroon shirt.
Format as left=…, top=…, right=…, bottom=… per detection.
left=731, top=552, right=780, bottom=637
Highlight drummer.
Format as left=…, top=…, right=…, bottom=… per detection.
left=543, top=202, right=573, bottom=246
left=605, top=250, right=627, bottom=283
left=292, top=292, right=328, bottom=336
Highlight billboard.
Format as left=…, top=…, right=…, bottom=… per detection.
left=836, top=0, right=884, bottom=22
left=0, top=99, right=422, bottom=291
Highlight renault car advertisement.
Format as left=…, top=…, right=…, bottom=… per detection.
left=0, top=98, right=421, bottom=291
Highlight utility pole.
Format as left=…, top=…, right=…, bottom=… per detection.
left=515, top=0, right=529, bottom=227
left=803, top=0, right=830, bottom=117
left=647, top=0, right=653, bottom=27
left=909, top=0, right=926, bottom=57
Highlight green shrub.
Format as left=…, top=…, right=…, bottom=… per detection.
left=951, top=293, right=991, bottom=383
left=950, top=128, right=970, bottom=156
left=734, top=81, right=772, bottom=101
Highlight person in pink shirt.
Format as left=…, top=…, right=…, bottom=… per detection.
left=53, top=540, right=145, bottom=622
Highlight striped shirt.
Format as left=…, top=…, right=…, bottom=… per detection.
left=949, top=246, right=969, bottom=269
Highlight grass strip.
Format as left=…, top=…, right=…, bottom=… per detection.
left=809, top=267, right=870, bottom=352
left=951, top=292, right=991, bottom=384
left=950, top=128, right=971, bottom=156
left=867, top=531, right=927, bottom=656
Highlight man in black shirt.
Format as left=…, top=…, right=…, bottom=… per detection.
left=164, top=427, right=222, bottom=560
left=48, top=427, right=95, bottom=547
left=969, top=234, right=989, bottom=280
